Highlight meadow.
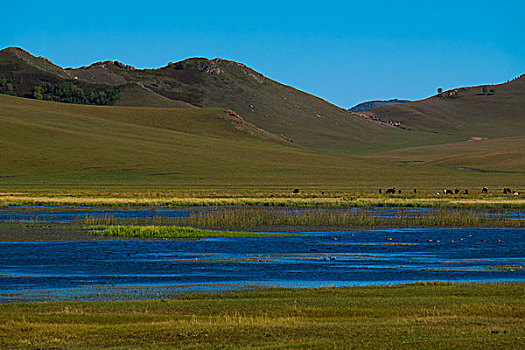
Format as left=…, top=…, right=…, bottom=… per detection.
left=90, top=225, right=300, bottom=239
left=0, top=283, right=523, bottom=349
left=1, top=93, right=524, bottom=190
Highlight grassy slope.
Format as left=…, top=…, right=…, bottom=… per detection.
left=367, top=76, right=525, bottom=169
left=0, top=284, right=523, bottom=349
left=68, top=57, right=432, bottom=155
left=372, top=75, right=525, bottom=139
left=0, top=48, right=449, bottom=155
left=113, top=83, right=197, bottom=108
left=60, top=57, right=525, bottom=156
left=1, top=94, right=524, bottom=189
left=370, top=136, right=525, bottom=172
left=2, top=47, right=523, bottom=158
left=0, top=94, right=392, bottom=187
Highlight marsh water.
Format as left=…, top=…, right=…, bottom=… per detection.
left=0, top=205, right=523, bottom=222
left=1, top=227, right=523, bottom=302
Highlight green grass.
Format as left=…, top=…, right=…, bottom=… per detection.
left=0, top=283, right=523, bottom=349
left=1, top=190, right=524, bottom=209
left=90, top=225, right=299, bottom=239
left=3, top=94, right=525, bottom=189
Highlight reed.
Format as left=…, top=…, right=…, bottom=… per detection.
left=90, top=225, right=297, bottom=239
left=177, top=208, right=524, bottom=230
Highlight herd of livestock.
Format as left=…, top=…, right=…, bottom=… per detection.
left=380, top=187, right=520, bottom=196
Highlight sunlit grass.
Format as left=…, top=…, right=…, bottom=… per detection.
left=90, top=225, right=299, bottom=239
left=0, top=283, right=523, bottom=349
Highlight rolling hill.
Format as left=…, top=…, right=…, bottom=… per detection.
left=0, top=46, right=523, bottom=184
left=0, top=94, right=522, bottom=189
left=0, top=47, right=452, bottom=155
left=366, top=75, right=525, bottom=171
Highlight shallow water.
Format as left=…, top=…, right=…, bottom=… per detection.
left=0, top=228, right=523, bottom=302
left=0, top=206, right=191, bottom=222
left=0, top=205, right=522, bottom=223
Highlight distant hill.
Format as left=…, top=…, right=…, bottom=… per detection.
left=366, top=75, right=525, bottom=142
left=1, top=47, right=524, bottom=160
left=349, top=99, right=410, bottom=112
left=365, top=75, right=525, bottom=170
left=0, top=47, right=425, bottom=155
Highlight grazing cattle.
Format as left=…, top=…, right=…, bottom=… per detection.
left=514, top=191, right=520, bottom=196
left=464, top=189, right=469, bottom=195
left=454, top=188, right=461, bottom=194
left=413, top=189, right=417, bottom=194
left=444, top=189, right=454, bottom=194
left=293, top=188, right=300, bottom=194
left=398, top=189, right=402, bottom=194
left=482, top=187, right=488, bottom=194
left=379, top=189, right=382, bottom=194
left=503, top=188, right=512, bottom=194
left=385, top=188, right=396, bottom=194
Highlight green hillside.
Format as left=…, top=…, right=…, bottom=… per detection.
left=369, top=75, right=525, bottom=141
left=366, top=76, right=525, bottom=170
left=2, top=47, right=523, bottom=157
left=0, top=46, right=523, bottom=186
left=1, top=94, right=523, bottom=190
left=0, top=47, right=441, bottom=155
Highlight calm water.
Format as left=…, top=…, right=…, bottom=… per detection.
left=0, top=228, right=523, bottom=302
left=0, top=206, right=522, bottom=222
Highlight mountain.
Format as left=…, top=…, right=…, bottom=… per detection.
left=0, top=47, right=434, bottom=155
left=349, top=99, right=410, bottom=112
left=1, top=47, right=524, bottom=160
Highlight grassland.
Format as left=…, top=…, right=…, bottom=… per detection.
left=90, top=225, right=299, bottom=239
left=0, top=283, right=523, bottom=349
left=2, top=94, right=524, bottom=191
left=1, top=190, right=524, bottom=209
left=3, top=47, right=524, bottom=157
left=370, top=135, right=525, bottom=172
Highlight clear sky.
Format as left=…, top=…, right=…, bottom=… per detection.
left=2, top=0, right=523, bottom=107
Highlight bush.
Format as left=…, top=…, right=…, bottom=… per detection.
left=32, top=82, right=120, bottom=105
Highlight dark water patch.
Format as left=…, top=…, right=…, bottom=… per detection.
left=0, top=228, right=523, bottom=302
left=0, top=206, right=192, bottom=223
left=0, top=206, right=523, bottom=224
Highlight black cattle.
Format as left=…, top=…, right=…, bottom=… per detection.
left=444, top=189, right=454, bottom=194
left=378, top=189, right=382, bottom=194
left=385, top=188, right=396, bottom=194
left=413, top=189, right=417, bottom=194
left=454, top=188, right=461, bottom=194
left=503, top=188, right=512, bottom=194
left=398, top=189, right=402, bottom=194
left=482, top=187, right=488, bottom=194
left=464, top=189, right=469, bottom=195
left=293, top=188, right=300, bottom=194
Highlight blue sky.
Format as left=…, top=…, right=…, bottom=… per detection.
left=2, top=0, right=523, bottom=107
